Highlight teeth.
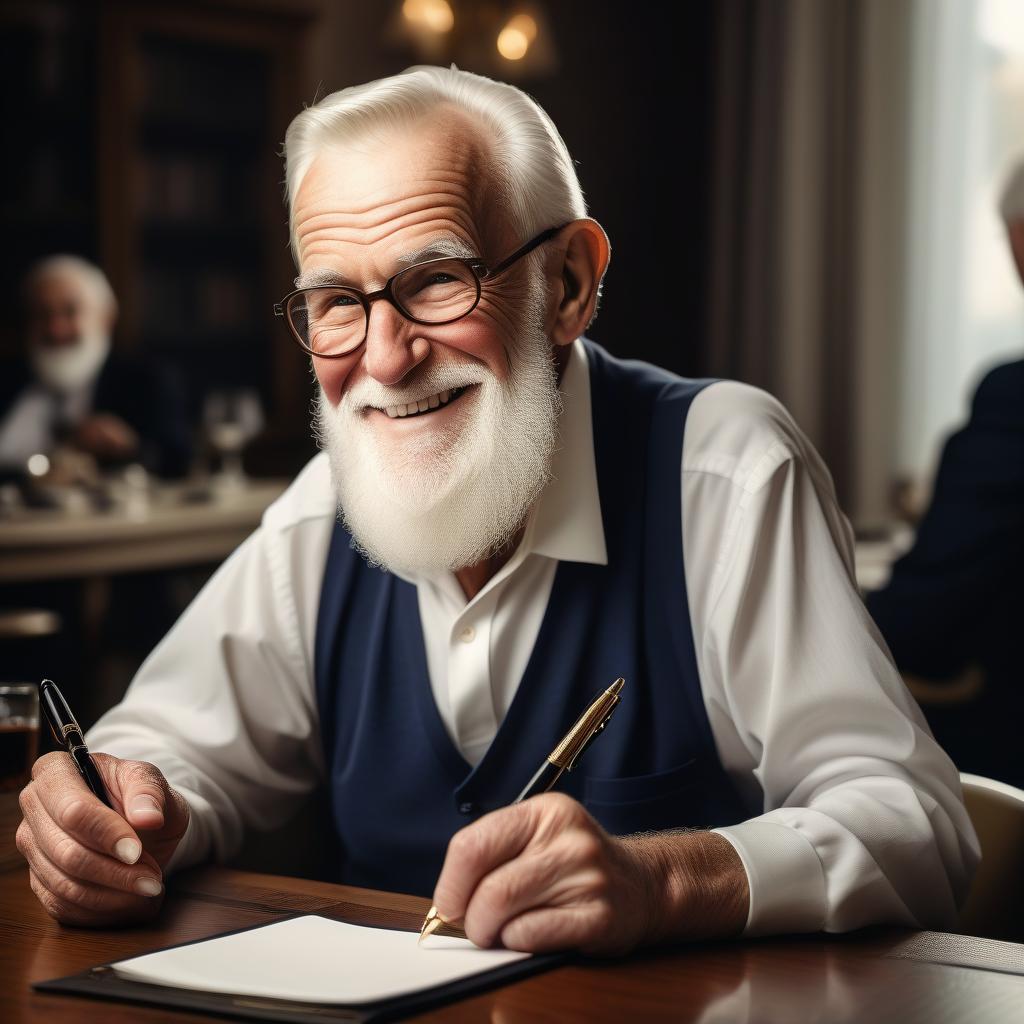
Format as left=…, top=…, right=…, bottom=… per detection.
left=382, top=386, right=464, bottom=418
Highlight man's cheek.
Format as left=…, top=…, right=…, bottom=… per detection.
left=312, top=356, right=356, bottom=405
left=435, top=315, right=513, bottom=381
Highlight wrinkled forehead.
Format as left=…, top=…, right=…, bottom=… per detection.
left=291, top=107, right=514, bottom=265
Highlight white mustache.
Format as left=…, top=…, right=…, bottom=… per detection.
left=344, top=363, right=491, bottom=412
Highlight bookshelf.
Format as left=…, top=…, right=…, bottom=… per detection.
left=99, top=2, right=318, bottom=470
left=0, top=2, right=100, bottom=357
left=0, top=0, right=319, bottom=473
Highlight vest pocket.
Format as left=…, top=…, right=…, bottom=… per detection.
left=582, top=758, right=722, bottom=836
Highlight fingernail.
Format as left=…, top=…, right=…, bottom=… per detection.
left=130, top=796, right=161, bottom=816
left=134, top=876, right=163, bottom=897
left=115, top=838, right=142, bottom=864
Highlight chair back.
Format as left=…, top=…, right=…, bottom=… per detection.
left=959, top=773, right=1024, bottom=942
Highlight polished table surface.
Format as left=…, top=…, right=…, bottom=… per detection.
left=0, top=472, right=907, bottom=590
left=0, top=479, right=288, bottom=582
left=3, top=865, right=1024, bottom=1023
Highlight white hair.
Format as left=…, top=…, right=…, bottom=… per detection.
left=282, top=63, right=588, bottom=287
left=998, top=155, right=1024, bottom=225
left=23, top=254, right=118, bottom=319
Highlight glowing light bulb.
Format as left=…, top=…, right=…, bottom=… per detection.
left=508, top=13, right=538, bottom=42
left=497, top=26, right=530, bottom=60
left=403, top=0, right=454, bottom=33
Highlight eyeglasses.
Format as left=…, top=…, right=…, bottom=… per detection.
left=274, top=224, right=568, bottom=358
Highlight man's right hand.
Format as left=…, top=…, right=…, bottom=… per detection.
left=16, top=751, right=190, bottom=927
left=71, top=413, right=140, bottom=461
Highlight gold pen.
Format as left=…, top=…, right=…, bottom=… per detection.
left=418, top=677, right=625, bottom=944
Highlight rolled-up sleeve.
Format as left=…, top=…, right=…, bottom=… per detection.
left=682, top=382, right=980, bottom=935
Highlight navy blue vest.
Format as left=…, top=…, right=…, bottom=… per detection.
left=314, top=339, right=749, bottom=897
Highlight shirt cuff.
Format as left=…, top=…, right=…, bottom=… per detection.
left=712, top=820, right=827, bottom=936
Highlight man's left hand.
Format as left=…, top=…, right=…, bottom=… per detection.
left=430, top=792, right=748, bottom=955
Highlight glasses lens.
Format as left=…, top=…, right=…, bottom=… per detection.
left=394, top=259, right=479, bottom=323
left=288, top=288, right=365, bottom=356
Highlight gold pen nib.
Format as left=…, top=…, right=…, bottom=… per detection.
left=418, top=905, right=465, bottom=944
left=418, top=905, right=447, bottom=945
left=608, top=677, right=625, bottom=696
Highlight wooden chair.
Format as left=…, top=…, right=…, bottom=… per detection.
left=958, top=773, right=1024, bottom=943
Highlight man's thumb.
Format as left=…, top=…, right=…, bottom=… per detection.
left=117, top=760, right=169, bottom=830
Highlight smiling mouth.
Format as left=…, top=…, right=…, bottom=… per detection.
left=375, top=385, right=473, bottom=420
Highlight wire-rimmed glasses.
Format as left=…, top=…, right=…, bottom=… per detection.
left=274, top=223, right=568, bottom=358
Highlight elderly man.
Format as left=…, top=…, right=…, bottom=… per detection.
left=17, top=66, right=977, bottom=953
left=867, top=160, right=1024, bottom=788
left=0, top=255, right=191, bottom=479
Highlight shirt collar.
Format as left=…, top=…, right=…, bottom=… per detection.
left=526, top=336, right=608, bottom=566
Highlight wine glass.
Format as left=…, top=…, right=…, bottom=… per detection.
left=202, top=388, right=264, bottom=492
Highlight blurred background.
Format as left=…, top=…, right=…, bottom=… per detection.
left=0, top=0, right=1021, bottom=786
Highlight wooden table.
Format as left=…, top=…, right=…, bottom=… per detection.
left=0, top=480, right=288, bottom=583
left=3, top=866, right=1024, bottom=1023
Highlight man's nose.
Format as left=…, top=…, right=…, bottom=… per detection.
left=40, top=314, right=76, bottom=346
left=362, top=299, right=430, bottom=386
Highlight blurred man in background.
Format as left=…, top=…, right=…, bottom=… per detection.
left=867, top=159, right=1024, bottom=788
left=0, top=254, right=192, bottom=479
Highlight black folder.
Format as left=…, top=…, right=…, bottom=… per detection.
left=33, top=913, right=570, bottom=1023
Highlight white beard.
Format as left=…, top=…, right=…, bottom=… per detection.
left=31, top=332, right=110, bottom=395
left=314, top=277, right=563, bottom=577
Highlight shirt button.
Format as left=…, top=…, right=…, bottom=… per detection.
left=458, top=802, right=477, bottom=816
left=458, top=625, right=476, bottom=644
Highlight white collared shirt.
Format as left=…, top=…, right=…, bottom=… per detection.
left=0, top=380, right=95, bottom=469
left=87, top=339, right=979, bottom=937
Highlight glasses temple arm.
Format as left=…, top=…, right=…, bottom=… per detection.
left=485, top=224, right=569, bottom=278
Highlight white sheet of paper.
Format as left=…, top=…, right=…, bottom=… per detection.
left=108, top=914, right=532, bottom=1005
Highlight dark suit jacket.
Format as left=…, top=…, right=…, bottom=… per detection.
left=866, top=359, right=1024, bottom=784
left=0, top=352, right=193, bottom=478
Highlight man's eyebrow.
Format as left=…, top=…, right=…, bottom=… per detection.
left=294, top=235, right=480, bottom=289
left=395, top=235, right=479, bottom=266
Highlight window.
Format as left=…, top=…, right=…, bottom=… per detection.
left=898, top=0, right=1024, bottom=485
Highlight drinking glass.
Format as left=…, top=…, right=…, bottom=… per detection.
left=0, top=684, right=40, bottom=792
left=202, top=388, right=264, bottom=491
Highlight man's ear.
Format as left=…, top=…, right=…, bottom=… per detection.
left=102, top=296, right=119, bottom=337
left=547, top=218, right=611, bottom=348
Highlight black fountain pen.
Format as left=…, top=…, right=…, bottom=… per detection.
left=38, top=678, right=113, bottom=809
left=419, top=677, right=625, bottom=944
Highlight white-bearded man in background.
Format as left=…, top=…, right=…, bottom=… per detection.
left=0, top=254, right=192, bottom=479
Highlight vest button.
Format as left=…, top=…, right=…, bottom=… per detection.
left=458, top=801, right=477, bottom=815
left=458, top=625, right=476, bottom=644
